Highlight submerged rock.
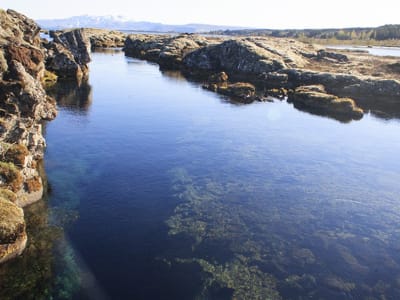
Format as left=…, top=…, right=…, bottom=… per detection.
left=0, top=197, right=27, bottom=264
left=288, top=85, right=363, bottom=121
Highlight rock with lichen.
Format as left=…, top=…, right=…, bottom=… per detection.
left=288, top=84, right=364, bottom=122
left=83, top=28, right=126, bottom=49
left=124, top=33, right=211, bottom=69
left=0, top=8, right=60, bottom=264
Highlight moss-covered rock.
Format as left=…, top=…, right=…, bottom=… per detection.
left=0, top=188, right=17, bottom=203
left=288, top=84, right=364, bottom=122
left=41, top=69, right=58, bottom=89
left=0, top=197, right=25, bottom=244
left=0, top=162, right=23, bottom=192
left=4, top=143, right=29, bottom=167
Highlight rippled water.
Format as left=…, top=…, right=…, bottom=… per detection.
left=1, top=49, right=400, bottom=299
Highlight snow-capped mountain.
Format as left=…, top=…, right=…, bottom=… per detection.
left=37, top=15, right=247, bottom=33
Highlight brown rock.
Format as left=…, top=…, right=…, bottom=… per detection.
left=45, top=29, right=91, bottom=81
left=288, top=84, right=364, bottom=121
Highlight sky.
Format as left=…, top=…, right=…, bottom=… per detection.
left=2, top=0, right=399, bottom=29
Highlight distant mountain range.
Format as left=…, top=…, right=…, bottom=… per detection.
left=37, top=15, right=248, bottom=33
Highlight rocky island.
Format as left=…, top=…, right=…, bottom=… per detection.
left=0, top=9, right=90, bottom=264
left=124, top=34, right=400, bottom=121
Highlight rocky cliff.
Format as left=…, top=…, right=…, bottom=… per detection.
left=0, top=9, right=90, bottom=264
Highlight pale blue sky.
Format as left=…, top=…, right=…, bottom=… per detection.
left=2, top=0, right=398, bottom=29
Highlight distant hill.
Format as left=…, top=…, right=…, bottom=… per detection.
left=37, top=15, right=247, bottom=33
left=210, top=24, right=400, bottom=41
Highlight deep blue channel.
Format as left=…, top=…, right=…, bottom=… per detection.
left=39, top=49, right=400, bottom=299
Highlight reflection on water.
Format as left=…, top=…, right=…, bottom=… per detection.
left=2, top=50, right=400, bottom=299
left=359, top=98, right=400, bottom=120
left=47, top=80, right=93, bottom=112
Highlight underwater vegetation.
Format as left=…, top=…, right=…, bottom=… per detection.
left=166, top=166, right=400, bottom=299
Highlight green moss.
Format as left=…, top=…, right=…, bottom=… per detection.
left=0, top=188, right=17, bottom=203
left=177, top=258, right=281, bottom=299
left=42, top=70, right=58, bottom=89
left=0, top=162, right=23, bottom=192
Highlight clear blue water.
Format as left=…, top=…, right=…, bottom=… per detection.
left=2, top=49, right=400, bottom=299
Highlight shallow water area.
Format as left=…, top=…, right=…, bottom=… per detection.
left=327, top=45, right=400, bottom=57
left=1, top=49, right=400, bottom=299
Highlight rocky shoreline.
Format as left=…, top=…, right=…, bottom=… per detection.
left=124, top=33, right=400, bottom=121
left=1, top=8, right=400, bottom=265
left=0, top=9, right=91, bottom=264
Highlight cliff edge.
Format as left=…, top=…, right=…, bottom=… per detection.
left=0, top=9, right=90, bottom=264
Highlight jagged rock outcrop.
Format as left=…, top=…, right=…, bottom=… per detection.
left=288, top=85, right=363, bottom=122
left=45, top=29, right=91, bottom=81
left=183, top=37, right=313, bottom=79
left=124, top=34, right=211, bottom=69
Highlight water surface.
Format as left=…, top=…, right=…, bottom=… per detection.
left=327, top=45, right=400, bottom=56
left=2, top=49, right=400, bottom=299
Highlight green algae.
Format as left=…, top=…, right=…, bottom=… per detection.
left=177, top=257, right=281, bottom=300
left=165, top=164, right=400, bottom=299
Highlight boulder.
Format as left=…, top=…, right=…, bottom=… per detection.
left=204, top=82, right=256, bottom=102
left=288, top=85, right=364, bottom=121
